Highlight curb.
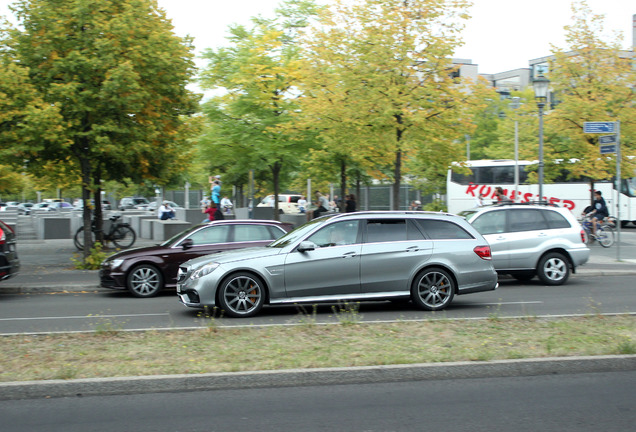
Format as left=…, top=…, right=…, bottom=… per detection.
left=1, top=355, right=634, bottom=401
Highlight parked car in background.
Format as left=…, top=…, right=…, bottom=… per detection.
left=257, top=194, right=302, bottom=214
left=0, top=202, right=20, bottom=211
left=50, top=201, right=74, bottom=210
left=100, top=219, right=294, bottom=298
left=0, top=219, right=20, bottom=282
left=176, top=211, right=498, bottom=318
left=31, top=202, right=56, bottom=212
left=458, top=203, right=590, bottom=285
left=73, top=199, right=112, bottom=211
left=17, top=203, right=34, bottom=215
left=119, top=196, right=150, bottom=211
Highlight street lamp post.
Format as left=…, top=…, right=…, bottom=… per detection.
left=533, top=74, right=550, bottom=203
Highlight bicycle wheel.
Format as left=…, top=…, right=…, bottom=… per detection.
left=111, top=226, right=136, bottom=249
left=596, top=226, right=614, bottom=248
left=73, top=227, right=96, bottom=251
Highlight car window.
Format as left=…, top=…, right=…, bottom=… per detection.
left=544, top=210, right=572, bottom=229
left=233, top=224, right=277, bottom=242
left=187, top=225, right=230, bottom=245
left=414, top=219, right=474, bottom=240
left=508, top=209, right=549, bottom=232
left=365, top=219, right=407, bottom=243
left=471, top=210, right=506, bottom=235
left=307, top=220, right=360, bottom=248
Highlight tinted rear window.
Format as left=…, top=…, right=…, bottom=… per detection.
left=414, top=219, right=474, bottom=240
left=543, top=210, right=572, bottom=229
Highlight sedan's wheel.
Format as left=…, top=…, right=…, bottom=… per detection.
left=411, top=268, right=455, bottom=311
left=218, top=272, right=265, bottom=318
left=537, top=252, right=569, bottom=286
left=127, top=265, right=164, bottom=298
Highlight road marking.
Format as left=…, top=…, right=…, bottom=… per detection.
left=473, top=301, right=543, bottom=305
left=0, top=313, right=170, bottom=321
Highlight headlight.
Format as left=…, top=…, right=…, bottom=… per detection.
left=109, top=259, right=124, bottom=269
left=190, top=262, right=220, bottom=280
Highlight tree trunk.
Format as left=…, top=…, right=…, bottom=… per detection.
left=272, top=162, right=281, bottom=221
left=80, top=156, right=93, bottom=260
left=339, top=158, right=347, bottom=213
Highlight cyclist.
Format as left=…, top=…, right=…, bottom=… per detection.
left=587, top=190, right=609, bottom=237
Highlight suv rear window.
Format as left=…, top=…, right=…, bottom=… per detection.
left=508, top=209, right=549, bottom=232
left=414, top=219, right=474, bottom=240
left=543, top=210, right=572, bottom=229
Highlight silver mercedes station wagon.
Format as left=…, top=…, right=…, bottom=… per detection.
left=177, top=211, right=498, bottom=317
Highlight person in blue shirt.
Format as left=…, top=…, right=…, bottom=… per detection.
left=587, top=190, right=609, bottom=236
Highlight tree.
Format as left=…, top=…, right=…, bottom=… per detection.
left=296, top=0, right=477, bottom=209
left=1, top=0, right=199, bottom=257
left=198, top=0, right=321, bottom=218
left=546, top=1, right=636, bottom=201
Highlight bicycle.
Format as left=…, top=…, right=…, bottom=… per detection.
left=74, top=214, right=136, bottom=250
left=579, top=215, right=614, bottom=248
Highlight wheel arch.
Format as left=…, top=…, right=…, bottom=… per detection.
left=535, top=247, right=575, bottom=271
left=410, top=263, right=459, bottom=293
left=214, top=269, right=272, bottom=306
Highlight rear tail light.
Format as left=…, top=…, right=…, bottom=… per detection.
left=0, top=227, right=5, bottom=245
left=580, top=229, right=586, bottom=243
left=474, top=245, right=492, bottom=260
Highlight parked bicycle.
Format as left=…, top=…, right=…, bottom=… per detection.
left=579, top=215, right=614, bottom=248
left=74, top=214, right=136, bottom=250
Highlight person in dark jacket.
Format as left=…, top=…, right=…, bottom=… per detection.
left=587, top=190, right=609, bottom=236
left=345, top=194, right=357, bottom=213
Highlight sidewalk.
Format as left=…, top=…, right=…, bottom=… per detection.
left=2, top=238, right=635, bottom=294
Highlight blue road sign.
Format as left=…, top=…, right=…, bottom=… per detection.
left=600, top=144, right=616, bottom=154
left=599, top=135, right=617, bottom=144
left=584, top=122, right=615, bottom=133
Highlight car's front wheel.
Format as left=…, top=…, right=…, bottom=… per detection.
left=411, top=268, right=455, bottom=311
left=218, top=272, right=265, bottom=318
left=127, top=264, right=164, bottom=298
left=537, top=252, right=570, bottom=285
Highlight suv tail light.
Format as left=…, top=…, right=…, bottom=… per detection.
left=474, top=245, right=492, bottom=260
left=580, top=229, right=586, bottom=243
left=0, top=227, right=5, bottom=245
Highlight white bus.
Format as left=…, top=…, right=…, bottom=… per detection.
left=447, top=159, right=636, bottom=223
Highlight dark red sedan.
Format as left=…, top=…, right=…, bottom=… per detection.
left=100, top=219, right=293, bottom=298
left=0, top=219, right=20, bottom=281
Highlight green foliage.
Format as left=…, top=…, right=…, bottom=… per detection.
left=71, top=242, right=111, bottom=270
left=546, top=1, right=636, bottom=182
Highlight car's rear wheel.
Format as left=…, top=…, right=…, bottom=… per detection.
left=537, top=252, right=569, bottom=285
left=411, top=268, right=455, bottom=311
left=218, top=272, right=265, bottom=318
left=127, top=264, right=164, bottom=298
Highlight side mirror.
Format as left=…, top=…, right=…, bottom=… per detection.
left=297, top=241, right=316, bottom=252
left=181, top=238, right=194, bottom=250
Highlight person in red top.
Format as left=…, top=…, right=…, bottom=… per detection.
left=202, top=203, right=224, bottom=222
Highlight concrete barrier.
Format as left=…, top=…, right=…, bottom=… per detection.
left=280, top=213, right=308, bottom=228
left=126, top=215, right=157, bottom=236
left=252, top=207, right=278, bottom=220
left=140, top=218, right=155, bottom=239
left=37, top=217, right=71, bottom=240
left=151, top=220, right=192, bottom=242
left=176, top=208, right=208, bottom=226
left=234, top=207, right=250, bottom=219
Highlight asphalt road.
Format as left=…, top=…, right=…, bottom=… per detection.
left=2, top=371, right=635, bottom=432
left=0, top=274, right=634, bottom=334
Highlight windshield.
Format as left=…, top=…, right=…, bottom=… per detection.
left=267, top=216, right=336, bottom=248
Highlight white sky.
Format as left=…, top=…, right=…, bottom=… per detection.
left=2, top=0, right=634, bottom=75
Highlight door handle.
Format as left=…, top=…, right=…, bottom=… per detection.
left=406, top=246, right=420, bottom=252
left=342, top=251, right=357, bottom=258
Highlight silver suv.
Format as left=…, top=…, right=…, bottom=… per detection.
left=459, top=204, right=590, bottom=285
left=176, top=211, right=498, bottom=317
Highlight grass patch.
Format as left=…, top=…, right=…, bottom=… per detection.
left=0, top=315, right=634, bottom=382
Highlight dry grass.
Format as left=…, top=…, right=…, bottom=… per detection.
left=0, top=315, right=634, bottom=382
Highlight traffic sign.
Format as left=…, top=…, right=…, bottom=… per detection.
left=599, top=135, right=617, bottom=144
left=600, top=144, right=616, bottom=154
left=584, top=122, right=615, bottom=133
